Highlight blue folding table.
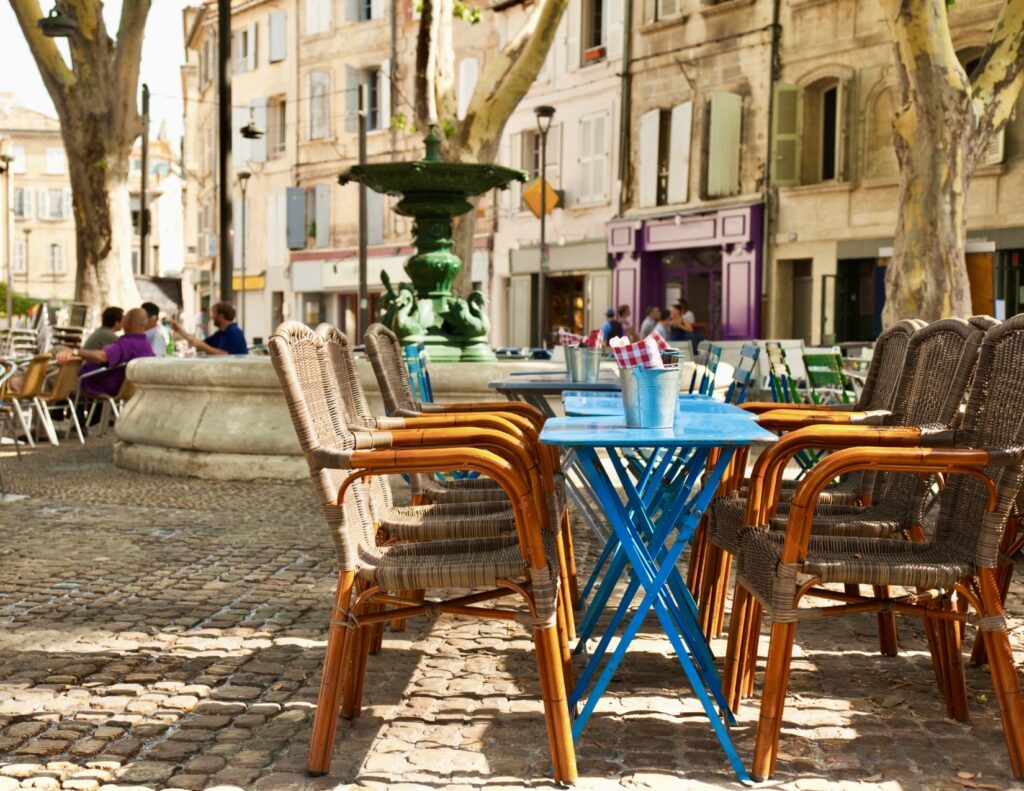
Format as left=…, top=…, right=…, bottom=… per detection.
left=540, top=411, right=776, bottom=781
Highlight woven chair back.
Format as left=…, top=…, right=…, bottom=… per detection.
left=269, top=322, right=365, bottom=567
left=43, top=357, right=83, bottom=402
left=765, top=341, right=800, bottom=404
left=364, top=324, right=419, bottom=416
left=933, top=314, right=1024, bottom=567
left=856, top=319, right=922, bottom=412
left=14, top=354, right=53, bottom=399
left=723, top=344, right=760, bottom=406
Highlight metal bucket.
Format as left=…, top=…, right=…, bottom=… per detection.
left=567, top=347, right=604, bottom=383
left=620, top=366, right=681, bottom=428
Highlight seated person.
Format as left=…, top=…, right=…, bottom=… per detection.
left=55, top=308, right=154, bottom=397
left=141, top=301, right=169, bottom=357
left=170, top=301, right=248, bottom=356
left=82, top=306, right=123, bottom=351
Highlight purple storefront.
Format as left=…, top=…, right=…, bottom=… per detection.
left=607, top=203, right=763, bottom=341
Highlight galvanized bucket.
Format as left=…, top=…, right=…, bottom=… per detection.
left=620, top=366, right=681, bottom=428
left=567, top=347, right=604, bottom=383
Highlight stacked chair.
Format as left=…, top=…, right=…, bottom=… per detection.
left=269, top=322, right=578, bottom=783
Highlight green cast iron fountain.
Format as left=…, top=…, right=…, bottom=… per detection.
left=339, top=127, right=525, bottom=362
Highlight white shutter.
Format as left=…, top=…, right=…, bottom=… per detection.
left=367, top=190, right=384, bottom=244
left=23, top=187, right=33, bottom=219
left=509, top=132, right=522, bottom=210
left=565, top=0, right=581, bottom=71
left=378, top=60, right=391, bottom=129
left=345, top=0, right=359, bottom=21
left=250, top=97, right=268, bottom=163
left=983, top=127, right=1006, bottom=166
left=606, top=0, right=623, bottom=59
left=304, top=0, right=317, bottom=33
left=345, top=67, right=360, bottom=133
left=38, top=189, right=49, bottom=220
left=246, top=22, right=257, bottom=71
left=315, top=183, right=331, bottom=248
left=579, top=117, right=593, bottom=202
left=62, top=188, right=73, bottom=220
left=269, top=11, right=287, bottom=61
left=546, top=124, right=562, bottom=189
left=233, top=197, right=243, bottom=269
left=592, top=114, right=607, bottom=201
left=320, top=0, right=332, bottom=30
left=656, top=0, right=678, bottom=20
left=638, top=109, right=659, bottom=208
left=667, top=101, right=692, bottom=204
left=371, top=0, right=384, bottom=20
left=507, top=274, right=533, bottom=347
left=457, top=58, right=479, bottom=120
left=233, top=105, right=248, bottom=167
left=706, top=91, right=743, bottom=197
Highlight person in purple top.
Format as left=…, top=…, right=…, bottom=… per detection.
left=55, top=307, right=155, bottom=397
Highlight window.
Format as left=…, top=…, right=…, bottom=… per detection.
left=233, top=23, right=256, bottom=73
left=509, top=125, right=561, bottom=210
left=268, top=11, right=287, bottom=62
left=13, top=188, right=31, bottom=219
left=771, top=79, right=847, bottom=187
left=579, top=112, right=609, bottom=203
left=345, top=64, right=391, bottom=132
left=582, top=0, right=607, bottom=65
left=131, top=157, right=142, bottom=176
left=365, top=67, right=381, bottom=130
left=640, top=103, right=693, bottom=207
left=347, top=0, right=383, bottom=22
left=48, top=243, right=65, bottom=274
left=305, top=183, right=332, bottom=248
left=132, top=249, right=141, bottom=275
left=309, top=71, right=330, bottom=140
left=704, top=91, right=742, bottom=197
left=656, top=0, right=680, bottom=20
left=46, top=147, right=65, bottom=174
left=40, top=188, right=71, bottom=221
left=131, top=195, right=141, bottom=231
left=269, top=96, right=287, bottom=156
left=305, top=0, right=331, bottom=34
left=11, top=147, right=25, bottom=174
left=13, top=241, right=26, bottom=274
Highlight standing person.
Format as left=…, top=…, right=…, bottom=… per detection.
left=170, top=301, right=248, bottom=356
left=667, top=302, right=695, bottom=341
left=82, top=307, right=123, bottom=351
left=141, top=302, right=169, bottom=358
left=638, top=306, right=662, bottom=337
left=616, top=305, right=638, bottom=342
left=55, top=308, right=155, bottom=397
left=679, top=298, right=697, bottom=328
left=600, top=307, right=615, bottom=339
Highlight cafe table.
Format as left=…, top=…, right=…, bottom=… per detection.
left=540, top=410, right=776, bottom=781
left=488, top=373, right=622, bottom=418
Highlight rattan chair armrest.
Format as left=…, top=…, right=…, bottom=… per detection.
left=422, top=401, right=546, bottom=430
left=756, top=409, right=869, bottom=429
left=742, top=401, right=836, bottom=414
left=778, top=446, right=1005, bottom=564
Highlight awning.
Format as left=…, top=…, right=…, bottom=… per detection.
left=135, top=276, right=183, bottom=314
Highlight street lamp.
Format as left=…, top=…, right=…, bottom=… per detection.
left=534, top=105, right=555, bottom=348
left=0, top=138, right=14, bottom=330
left=237, top=171, right=251, bottom=333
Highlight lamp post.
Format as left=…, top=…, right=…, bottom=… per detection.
left=237, top=171, right=251, bottom=333
left=534, top=105, right=555, bottom=348
left=0, top=138, right=13, bottom=330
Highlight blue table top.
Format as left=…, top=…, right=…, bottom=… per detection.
left=562, top=393, right=753, bottom=418
left=540, top=413, right=777, bottom=448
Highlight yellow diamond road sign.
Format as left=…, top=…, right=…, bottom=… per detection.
left=522, top=178, right=559, bottom=219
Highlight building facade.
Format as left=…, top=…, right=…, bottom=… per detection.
left=494, top=0, right=626, bottom=348
left=0, top=95, right=76, bottom=304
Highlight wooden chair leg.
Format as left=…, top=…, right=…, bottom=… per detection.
left=687, top=520, right=708, bottom=597
left=873, top=586, right=899, bottom=656
left=971, top=515, right=1020, bottom=666
left=561, top=510, right=580, bottom=607
left=340, top=609, right=371, bottom=720
left=977, top=568, right=1024, bottom=777
left=533, top=623, right=578, bottom=784
left=307, top=571, right=355, bottom=777
left=722, top=581, right=750, bottom=711
left=555, top=588, right=575, bottom=693
left=742, top=597, right=763, bottom=699
left=710, top=551, right=733, bottom=639
left=751, top=621, right=798, bottom=782
left=554, top=530, right=577, bottom=642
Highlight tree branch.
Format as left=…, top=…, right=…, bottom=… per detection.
left=972, top=0, right=1024, bottom=149
left=111, top=0, right=150, bottom=141
left=457, top=0, right=568, bottom=154
left=7, top=0, right=75, bottom=96
left=415, top=0, right=438, bottom=130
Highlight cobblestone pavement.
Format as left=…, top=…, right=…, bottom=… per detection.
left=1, top=439, right=1023, bottom=790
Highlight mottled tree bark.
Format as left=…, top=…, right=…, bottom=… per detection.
left=9, top=0, right=149, bottom=313
left=416, top=0, right=568, bottom=295
left=880, top=0, right=1024, bottom=325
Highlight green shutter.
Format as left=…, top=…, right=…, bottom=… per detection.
left=707, top=92, right=743, bottom=197
left=771, top=82, right=802, bottom=187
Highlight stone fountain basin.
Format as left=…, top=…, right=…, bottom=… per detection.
left=113, top=355, right=565, bottom=481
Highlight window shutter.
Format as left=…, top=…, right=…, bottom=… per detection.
left=305, top=0, right=317, bottom=33
left=707, top=91, right=742, bottom=197
left=592, top=114, right=607, bottom=200
left=983, top=127, right=1006, bottom=166
left=607, top=0, right=623, bottom=59
left=232, top=197, right=243, bottom=269
left=246, top=22, right=257, bottom=71
left=836, top=79, right=850, bottom=180
left=546, top=123, right=562, bottom=189
left=345, top=67, right=360, bottom=133
left=250, top=97, right=268, bottom=162
left=62, top=188, right=73, bottom=220
left=579, top=117, right=593, bottom=202
left=509, top=132, right=522, bottom=210
left=23, top=188, right=33, bottom=219
left=667, top=101, right=692, bottom=204
left=233, top=105, right=249, bottom=167
left=38, top=189, right=49, bottom=219
left=771, top=82, right=802, bottom=187
left=315, top=183, right=331, bottom=248
left=457, top=57, right=479, bottom=120
left=656, top=0, right=678, bottom=20
left=345, top=0, right=359, bottom=21
left=269, top=11, right=286, bottom=61
left=638, top=109, right=660, bottom=208
left=565, top=1, right=581, bottom=71
left=371, top=0, right=384, bottom=20
left=367, top=190, right=384, bottom=244
left=286, top=187, right=306, bottom=249
left=378, top=60, right=391, bottom=129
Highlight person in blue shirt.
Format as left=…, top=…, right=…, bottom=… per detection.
left=170, top=301, right=248, bottom=356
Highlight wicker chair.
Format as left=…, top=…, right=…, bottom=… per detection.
left=36, top=357, right=84, bottom=444
left=737, top=314, right=1024, bottom=781
left=1, top=354, right=58, bottom=446
left=269, top=322, right=577, bottom=783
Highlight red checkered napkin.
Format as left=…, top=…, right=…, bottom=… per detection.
left=610, top=336, right=665, bottom=369
left=646, top=332, right=671, bottom=352
left=558, top=328, right=586, bottom=347
left=586, top=329, right=604, bottom=349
